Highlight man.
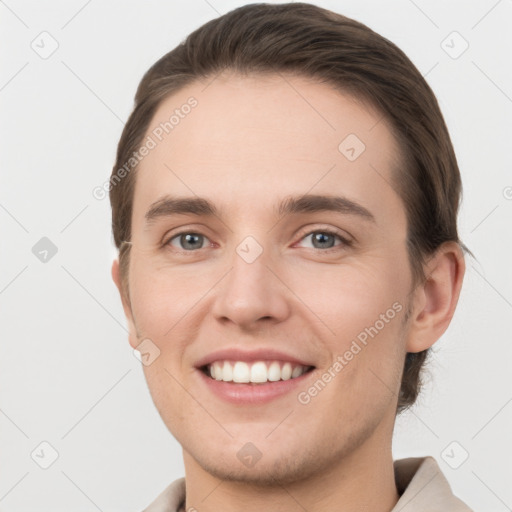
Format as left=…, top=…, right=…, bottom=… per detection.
left=109, top=3, right=472, bottom=510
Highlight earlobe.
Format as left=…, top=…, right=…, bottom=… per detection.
left=405, top=242, right=466, bottom=353
left=111, top=259, right=121, bottom=294
left=111, top=259, right=139, bottom=350
left=111, top=259, right=129, bottom=313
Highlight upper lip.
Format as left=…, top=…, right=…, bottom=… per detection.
left=194, top=348, right=315, bottom=369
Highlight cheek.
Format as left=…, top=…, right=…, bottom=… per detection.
left=287, top=256, right=409, bottom=411
left=129, top=261, right=197, bottom=335
left=288, top=254, right=409, bottom=347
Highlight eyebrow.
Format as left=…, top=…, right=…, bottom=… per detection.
left=144, top=193, right=376, bottom=226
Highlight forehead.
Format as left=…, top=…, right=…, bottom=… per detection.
left=132, top=72, right=405, bottom=226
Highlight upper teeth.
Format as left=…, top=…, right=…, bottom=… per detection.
left=207, top=360, right=309, bottom=383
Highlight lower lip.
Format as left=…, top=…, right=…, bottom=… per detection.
left=196, top=368, right=315, bottom=405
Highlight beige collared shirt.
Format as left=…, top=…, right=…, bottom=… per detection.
left=143, top=456, right=473, bottom=511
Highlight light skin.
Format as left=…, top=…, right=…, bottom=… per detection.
left=112, top=72, right=465, bottom=512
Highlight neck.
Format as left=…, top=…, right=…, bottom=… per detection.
left=181, top=426, right=400, bottom=512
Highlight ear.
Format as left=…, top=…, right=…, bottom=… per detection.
left=111, top=259, right=140, bottom=350
left=405, top=241, right=466, bottom=353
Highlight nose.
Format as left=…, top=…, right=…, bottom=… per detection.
left=211, top=244, right=291, bottom=330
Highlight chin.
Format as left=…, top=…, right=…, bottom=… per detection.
left=191, top=449, right=322, bottom=486
left=182, top=433, right=344, bottom=488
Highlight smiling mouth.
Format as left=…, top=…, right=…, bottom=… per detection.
left=200, top=360, right=315, bottom=384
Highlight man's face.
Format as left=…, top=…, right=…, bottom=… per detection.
left=120, top=72, right=416, bottom=483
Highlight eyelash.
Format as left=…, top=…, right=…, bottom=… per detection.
left=162, top=227, right=353, bottom=254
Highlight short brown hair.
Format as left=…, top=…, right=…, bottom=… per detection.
left=110, top=2, right=469, bottom=414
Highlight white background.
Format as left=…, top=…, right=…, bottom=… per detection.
left=1, top=0, right=511, bottom=510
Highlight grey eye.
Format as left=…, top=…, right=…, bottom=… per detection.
left=169, top=233, right=209, bottom=251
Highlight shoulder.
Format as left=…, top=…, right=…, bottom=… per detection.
left=393, top=456, right=473, bottom=511
left=142, top=477, right=186, bottom=512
